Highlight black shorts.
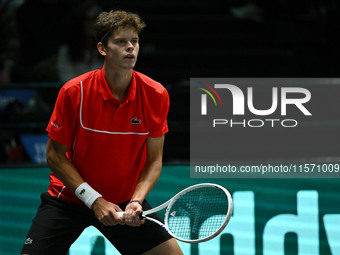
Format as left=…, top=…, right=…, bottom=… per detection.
left=21, top=192, right=172, bottom=255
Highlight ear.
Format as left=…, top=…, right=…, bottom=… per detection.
left=97, top=42, right=106, bottom=56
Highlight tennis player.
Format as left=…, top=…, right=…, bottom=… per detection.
left=21, top=10, right=183, bottom=255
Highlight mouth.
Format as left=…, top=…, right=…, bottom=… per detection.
left=124, top=54, right=135, bottom=60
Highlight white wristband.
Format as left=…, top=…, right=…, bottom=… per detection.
left=75, top=182, right=102, bottom=209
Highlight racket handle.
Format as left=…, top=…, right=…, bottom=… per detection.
left=117, top=211, right=124, bottom=217
left=116, top=211, right=144, bottom=220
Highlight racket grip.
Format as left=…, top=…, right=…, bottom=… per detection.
left=117, top=211, right=124, bottom=217
left=117, top=211, right=144, bottom=220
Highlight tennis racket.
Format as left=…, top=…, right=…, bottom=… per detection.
left=118, top=183, right=233, bottom=243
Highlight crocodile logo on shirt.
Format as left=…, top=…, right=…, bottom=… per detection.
left=80, top=189, right=86, bottom=195
left=25, top=237, right=33, bottom=245
left=131, top=117, right=141, bottom=124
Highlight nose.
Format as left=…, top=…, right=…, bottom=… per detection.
left=126, top=41, right=134, bottom=52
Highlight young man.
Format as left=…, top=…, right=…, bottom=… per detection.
left=21, top=10, right=183, bottom=255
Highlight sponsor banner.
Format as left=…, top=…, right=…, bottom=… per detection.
left=21, top=134, right=48, bottom=164
left=1, top=167, right=339, bottom=255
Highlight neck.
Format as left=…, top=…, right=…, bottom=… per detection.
left=103, top=65, right=133, bottom=102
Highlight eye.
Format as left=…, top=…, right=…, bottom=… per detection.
left=114, top=39, right=127, bottom=46
left=131, top=39, right=139, bottom=45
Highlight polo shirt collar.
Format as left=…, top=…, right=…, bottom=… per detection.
left=98, top=67, right=137, bottom=103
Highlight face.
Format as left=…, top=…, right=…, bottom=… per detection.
left=98, top=27, right=140, bottom=71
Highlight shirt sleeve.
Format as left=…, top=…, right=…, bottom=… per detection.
left=46, top=85, right=77, bottom=146
left=148, top=88, right=170, bottom=138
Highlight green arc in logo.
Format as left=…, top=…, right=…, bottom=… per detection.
left=200, top=88, right=217, bottom=106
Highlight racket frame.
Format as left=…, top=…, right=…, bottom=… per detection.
left=118, top=183, right=233, bottom=243
left=143, top=183, right=233, bottom=243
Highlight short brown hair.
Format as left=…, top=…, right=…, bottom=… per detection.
left=94, top=10, right=146, bottom=45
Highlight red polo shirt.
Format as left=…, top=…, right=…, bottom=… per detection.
left=46, top=67, right=169, bottom=204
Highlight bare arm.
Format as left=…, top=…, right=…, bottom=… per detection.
left=46, top=138, right=83, bottom=192
left=123, top=135, right=165, bottom=226
left=132, top=135, right=165, bottom=201
left=46, top=138, right=123, bottom=226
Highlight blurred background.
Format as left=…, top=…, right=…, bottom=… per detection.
left=2, top=0, right=340, bottom=165
left=1, top=0, right=340, bottom=254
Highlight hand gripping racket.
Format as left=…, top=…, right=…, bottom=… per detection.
left=118, top=183, right=233, bottom=243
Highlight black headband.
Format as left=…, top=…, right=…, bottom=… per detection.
left=100, top=30, right=113, bottom=43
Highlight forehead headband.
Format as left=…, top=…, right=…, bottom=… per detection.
left=100, top=29, right=113, bottom=43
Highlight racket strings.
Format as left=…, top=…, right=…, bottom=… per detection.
left=167, top=187, right=229, bottom=241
